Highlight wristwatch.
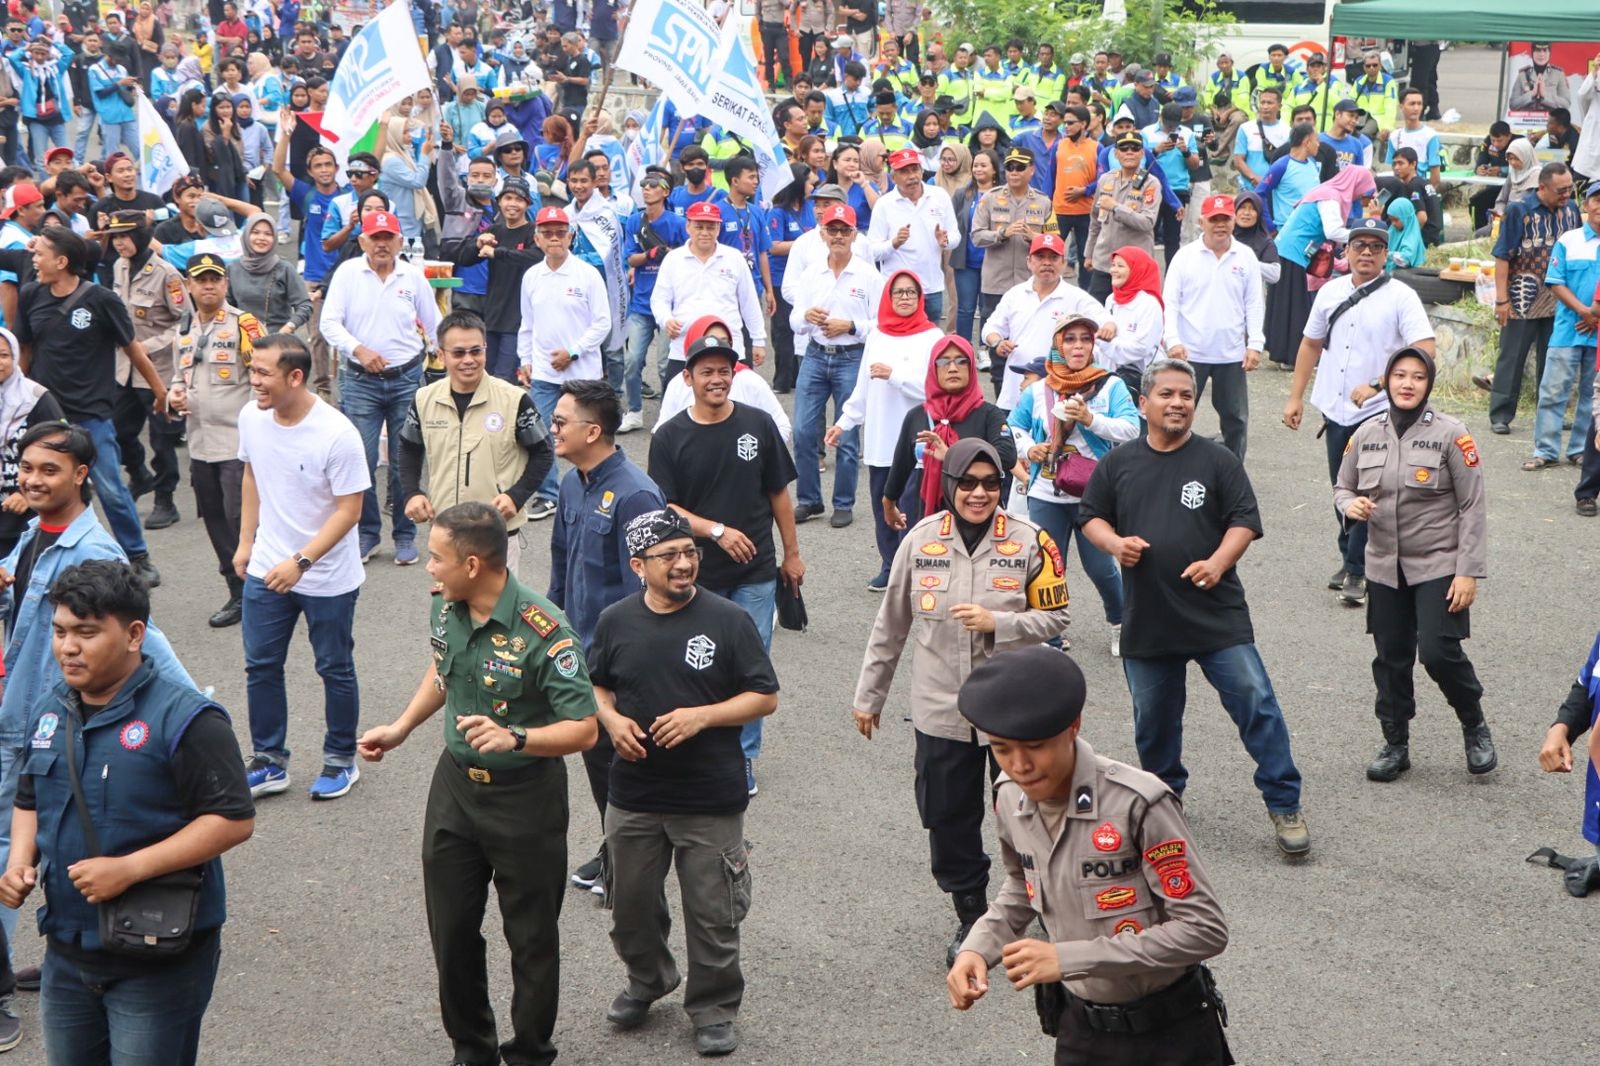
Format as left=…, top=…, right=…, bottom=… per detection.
left=709, top=522, right=726, bottom=541
left=1367, top=378, right=1382, bottom=391
left=508, top=725, right=527, bottom=752
left=292, top=552, right=314, bottom=571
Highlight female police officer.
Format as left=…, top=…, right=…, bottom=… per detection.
left=850, top=437, right=1070, bottom=967
left=1334, top=347, right=1495, bottom=782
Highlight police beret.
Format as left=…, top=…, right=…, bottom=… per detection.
left=958, top=647, right=1086, bottom=740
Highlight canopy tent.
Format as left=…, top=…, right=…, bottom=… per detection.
left=1331, top=0, right=1600, bottom=42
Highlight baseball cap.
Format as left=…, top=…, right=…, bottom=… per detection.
left=44, top=146, right=72, bottom=163
left=1307, top=52, right=1328, bottom=65
left=1173, top=86, right=1197, bottom=106
left=1052, top=312, right=1099, bottom=337
left=684, top=332, right=740, bottom=367
left=499, top=176, right=534, bottom=203
left=685, top=201, right=722, bottom=222
left=1068, top=52, right=1085, bottom=65
left=888, top=146, right=922, bottom=171
left=363, top=210, right=401, bottom=236
left=1114, top=131, right=1145, bottom=150
left=833, top=34, right=852, bottom=47
left=1030, top=233, right=1066, bottom=256
left=534, top=205, right=570, bottom=226
left=1153, top=52, right=1173, bottom=66
left=956, top=42, right=974, bottom=54
left=1134, top=70, right=1156, bottom=86
left=1347, top=217, right=1390, bottom=244
left=819, top=203, right=857, bottom=228
left=1012, top=85, right=1036, bottom=102
left=0, top=182, right=41, bottom=219
left=810, top=182, right=847, bottom=202
left=1044, top=100, right=1068, bottom=116
left=186, top=252, right=228, bottom=278
left=1333, top=98, right=1360, bottom=112
left=195, top=196, right=238, bottom=235
left=1198, top=194, right=1235, bottom=218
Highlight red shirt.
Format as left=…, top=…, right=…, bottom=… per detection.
left=216, top=17, right=248, bottom=50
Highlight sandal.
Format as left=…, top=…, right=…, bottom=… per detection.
left=1522, top=457, right=1562, bottom=471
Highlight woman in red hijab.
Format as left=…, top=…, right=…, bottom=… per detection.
left=1098, top=244, right=1167, bottom=396
left=882, top=334, right=1016, bottom=531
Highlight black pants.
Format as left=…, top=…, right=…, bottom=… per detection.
left=913, top=729, right=998, bottom=896
left=1158, top=190, right=1190, bottom=266
left=0, top=108, right=19, bottom=168
left=191, top=458, right=243, bottom=582
left=772, top=291, right=799, bottom=391
left=979, top=290, right=1004, bottom=393
left=114, top=385, right=183, bottom=495
left=1576, top=421, right=1600, bottom=502
left=423, top=751, right=568, bottom=1066
left=1408, top=42, right=1442, bottom=119
left=1190, top=362, right=1247, bottom=461
left=1057, top=213, right=1091, bottom=268
left=759, top=21, right=791, bottom=86
left=1086, top=269, right=1113, bottom=303
left=1468, top=184, right=1501, bottom=232
left=1055, top=992, right=1232, bottom=1066
left=1367, top=573, right=1485, bottom=743
left=1489, top=316, right=1553, bottom=427
left=580, top=729, right=613, bottom=820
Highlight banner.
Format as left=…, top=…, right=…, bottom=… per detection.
left=1503, top=42, right=1598, bottom=127
left=135, top=89, right=188, bottom=195
left=703, top=14, right=791, bottom=203
left=321, top=0, right=431, bottom=166
left=614, top=0, right=721, bottom=107
left=625, top=95, right=670, bottom=200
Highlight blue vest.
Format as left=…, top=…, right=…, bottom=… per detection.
left=25, top=661, right=230, bottom=951
left=1582, top=633, right=1600, bottom=846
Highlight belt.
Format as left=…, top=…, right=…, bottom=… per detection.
left=348, top=353, right=423, bottom=379
left=447, top=749, right=552, bottom=785
left=1066, top=966, right=1222, bottom=1035
left=808, top=340, right=865, bottom=356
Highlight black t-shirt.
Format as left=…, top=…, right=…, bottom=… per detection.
left=648, top=402, right=796, bottom=590
left=15, top=279, right=137, bottom=422
left=91, top=189, right=167, bottom=234
left=559, top=53, right=592, bottom=113
left=9, top=524, right=63, bottom=631
left=1075, top=434, right=1263, bottom=659
left=589, top=589, right=779, bottom=815
left=1375, top=173, right=1443, bottom=247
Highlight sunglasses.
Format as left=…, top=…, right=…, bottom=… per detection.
left=955, top=475, right=1002, bottom=492
left=640, top=177, right=669, bottom=189
left=1004, top=162, right=1029, bottom=172
left=934, top=355, right=967, bottom=368
left=443, top=345, right=486, bottom=358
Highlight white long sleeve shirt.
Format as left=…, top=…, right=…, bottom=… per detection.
left=836, top=325, right=939, bottom=466
left=866, top=184, right=961, bottom=295
left=319, top=257, right=440, bottom=367
left=650, top=243, right=767, bottom=363
left=787, top=255, right=886, bottom=347
left=1574, top=73, right=1600, bottom=180
left=981, top=278, right=1104, bottom=409
left=516, top=254, right=612, bottom=383
left=781, top=228, right=871, bottom=306
left=1098, top=289, right=1165, bottom=373
left=1161, top=238, right=1265, bottom=364
left=653, top=372, right=793, bottom=442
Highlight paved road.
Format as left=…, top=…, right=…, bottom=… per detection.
left=3, top=366, right=1596, bottom=1065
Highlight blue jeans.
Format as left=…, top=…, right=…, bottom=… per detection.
left=338, top=363, right=421, bottom=547
left=868, top=464, right=921, bottom=576
left=953, top=267, right=981, bottom=345
left=528, top=379, right=564, bottom=503
left=1535, top=345, right=1596, bottom=461
left=923, top=290, right=944, bottom=323
left=0, top=741, right=19, bottom=952
left=487, top=330, right=520, bottom=383
left=1025, top=496, right=1123, bottom=624
left=1122, top=643, right=1303, bottom=814
left=24, top=117, right=66, bottom=171
left=100, top=118, right=138, bottom=157
left=80, top=416, right=147, bottom=556
left=705, top=580, right=775, bottom=760
left=42, top=930, right=220, bottom=1066
left=794, top=343, right=862, bottom=510
left=72, top=109, right=96, bottom=160
left=625, top=311, right=668, bottom=412
left=241, top=575, right=360, bottom=768
left=603, top=345, right=625, bottom=394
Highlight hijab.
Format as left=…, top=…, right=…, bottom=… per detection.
left=620, top=108, right=646, bottom=150
left=0, top=327, right=42, bottom=445
left=1299, top=163, right=1376, bottom=218
left=936, top=142, right=971, bottom=199
left=1384, top=197, right=1425, bottom=271
left=877, top=269, right=934, bottom=336
left=858, top=138, right=886, bottom=183
left=239, top=212, right=281, bottom=275
left=939, top=437, right=1003, bottom=551
left=176, top=56, right=204, bottom=84
left=247, top=51, right=271, bottom=81
left=1383, top=345, right=1435, bottom=437
left=117, top=216, right=155, bottom=271
left=1231, top=191, right=1273, bottom=260
left=1046, top=320, right=1109, bottom=397
left=912, top=108, right=943, bottom=150
left=921, top=335, right=987, bottom=516
left=1505, top=137, right=1540, bottom=198
left=1110, top=245, right=1162, bottom=308
left=683, top=316, right=749, bottom=375
left=232, top=92, right=254, bottom=127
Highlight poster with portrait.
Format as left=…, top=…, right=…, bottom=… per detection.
left=1503, top=41, right=1598, bottom=126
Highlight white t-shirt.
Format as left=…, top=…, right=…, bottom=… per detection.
left=237, top=398, right=371, bottom=597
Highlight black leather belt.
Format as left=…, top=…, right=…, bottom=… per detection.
left=808, top=340, right=865, bottom=356
left=447, top=749, right=551, bottom=785
left=348, top=353, right=423, bottom=379
left=1066, top=966, right=1222, bottom=1034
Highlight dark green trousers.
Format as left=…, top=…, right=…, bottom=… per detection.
left=423, top=750, right=568, bottom=1066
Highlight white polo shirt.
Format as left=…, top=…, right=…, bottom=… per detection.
left=517, top=254, right=612, bottom=383
left=867, top=183, right=961, bottom=295
left=319, top=256, right=440, bottom=367
left=981, top=277, right=1103, bottom=409
left=1304, top=274, right=1434, bottom=426
left=786, top=255, right=886, bottom=347
left=1161, top=238, right=1265, bottom=364
left=650, top=243, right=767, bottom=363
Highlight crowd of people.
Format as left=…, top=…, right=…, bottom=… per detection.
left=0, top=1, right=1592, bottom=1063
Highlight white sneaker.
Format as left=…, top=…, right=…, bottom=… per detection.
left=1110, top=624, right=1121, bottom=658
left=976, top=351, right=992, bottom=371
left=618, top=410, right=644, bottom=433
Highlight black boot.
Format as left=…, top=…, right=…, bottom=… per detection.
left=128, top=552, right=161, bottom=588
left=145, top=493, right=179, bottom=530
left=1366, top=724, right=1410, bottom=782
left=946, top=889, right=987, bottom=969
left=1464, top=724, right=1498, bottom=775
left=209, top=575, right=243, bottom=628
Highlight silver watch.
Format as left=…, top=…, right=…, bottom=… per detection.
left=710, top=522, right=726, bottom=540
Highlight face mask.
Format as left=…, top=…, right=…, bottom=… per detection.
left=683, top=167, right=707, bottom=185
left=467, top=182, right=495, bottom=199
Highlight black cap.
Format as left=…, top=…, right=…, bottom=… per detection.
left=499, top=176, right=533, bottom=202
left=684, top=334, right=740, bottom=367
left=1307, top=52, right=1327, bottom=65
left=186, top=252, right=228, bottom=278
left=1333, top=98, right=1359, bottom=112
left=1348, top=217, right=1390, bottom=243
left=1153, top=51, right=1172, bottom=66
left=958, top=647, right=1087, bottom=740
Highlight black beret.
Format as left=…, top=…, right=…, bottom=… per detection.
left=958, top=647, right=1086, bottom=740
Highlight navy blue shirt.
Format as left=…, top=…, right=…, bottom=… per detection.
left=548, top=448, right=666, bottom=647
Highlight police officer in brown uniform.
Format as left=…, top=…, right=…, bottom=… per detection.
left=108, top=210, right=189, bottom=530
left=853, top=437, right=1070, bottom=967
left=948, top=646, right=1232, bottom=1066
left=1334, top=347, right=1495, bottom=782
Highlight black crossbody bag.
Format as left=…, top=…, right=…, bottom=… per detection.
left=64, top=713, right=204, bottom=957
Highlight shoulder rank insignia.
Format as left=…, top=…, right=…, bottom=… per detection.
left=521, top=603, right=558, bottom=637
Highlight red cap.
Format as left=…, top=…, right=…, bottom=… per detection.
left=362, top=210, right=401, bottom=236
left=818, top=203, right=857, bottom=228
left=888, top=147, right=923, bottom=172
left=44, top=146, right=73, bottom=162
left=534, top=205, right=570, bottom=226
left=1198, top=194, right=1236, bottom=218
left=1029, top=232, right=1066, bottom=256
left=1, top=182, right=41, bottom=219
left=685, top=200, right=723, bottom=222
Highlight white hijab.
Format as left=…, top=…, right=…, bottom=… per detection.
left=0, top=327, right=45, bottom=444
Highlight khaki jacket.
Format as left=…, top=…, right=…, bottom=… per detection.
left=961, top=737, right=1229, bottom=1004
left=114, top=255, right=188, bottom=388
left=411, top=374, right=532, bottom=532
left=1333, top=405, right=1487, bottom=589
left=853, top=508, right=1069, bottom=742
left=972, top=186, right=1062, bottom=294
left=1084, top=168, right=1160, bottom=269
left=173, top=303, right=262, bottom=463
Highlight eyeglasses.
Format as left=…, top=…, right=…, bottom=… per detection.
left=955, top=474, right=1002, bottom=491
left=444, top=345, right=486, bottom=358
left=1004, top=162, right=1029, bottom=172
left=548, top=415, right=597, bottom=431
left=642, top=546, right=703, bottom=563
left=890, top=287, right=920, bottom=298
left=934, top=355, right=966, bottom=368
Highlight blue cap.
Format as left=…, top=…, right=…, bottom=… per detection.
left=1173, top=86, right=1197, bottom=105
left=1348, top=217, right=1390, bottom=243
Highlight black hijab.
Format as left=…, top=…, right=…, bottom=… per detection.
left=941, top=437, right=1003, bottom=551
left=1384, top=346, right=1435, bottom=437
left=1232, top=190, right=1276, bottom=262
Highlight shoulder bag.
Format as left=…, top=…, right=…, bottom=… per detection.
left=1047, top=384, right=1099, bottom=497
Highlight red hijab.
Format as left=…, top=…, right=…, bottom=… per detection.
left=920, top=334, right=987, bottom=517
left=683, top=316, right=749, bottom=373
left=1110, top=245, right=1163, bottom=308
left=877, top=269, right=934, bottom=337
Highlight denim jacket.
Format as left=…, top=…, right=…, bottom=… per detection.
left=0, top=509, right=194, bottom=743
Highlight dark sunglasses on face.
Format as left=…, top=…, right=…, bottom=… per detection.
left=1004, top=162, right=1028, bottom=172
left=956, top=475, right=1002, bottom=491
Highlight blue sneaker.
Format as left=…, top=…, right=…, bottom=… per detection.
left=393, top=540, right=419, bottom=566
left=745, top=758, right=757, bottom=797
left=866, top=569, right=889, bottom=592
left=245, top=755, right=290, bottom=798
left=309, top=764, right=360, bottom=800
left=359, top=535, right=380, bottom=564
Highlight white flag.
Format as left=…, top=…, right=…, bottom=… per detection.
left=705, top=16, right=792, bottom=203
left=135, top=90, right=188, bottom=195
left=321, top=0, right=431, bottom=167
left=614, top=0, right=721, bottom=110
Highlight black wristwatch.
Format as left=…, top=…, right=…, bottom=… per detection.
left=292, top=552, right=314, bottom=572
left=508, top=725, right=527, bottom=752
